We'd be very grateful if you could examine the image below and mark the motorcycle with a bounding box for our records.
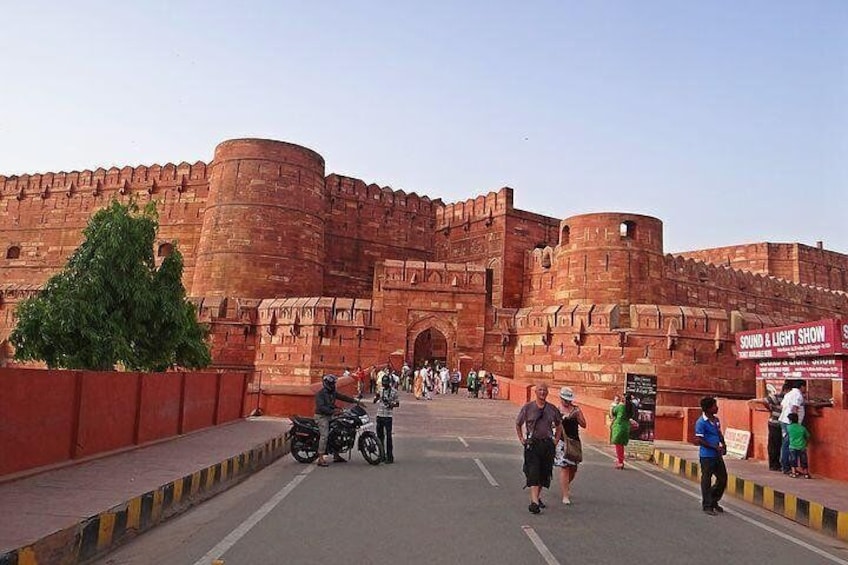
[287,404,384,465]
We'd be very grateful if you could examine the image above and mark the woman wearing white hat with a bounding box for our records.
[554,386,587,505]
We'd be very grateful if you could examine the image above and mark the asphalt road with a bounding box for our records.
[96,392,848,565]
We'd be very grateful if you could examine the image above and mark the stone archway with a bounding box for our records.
[413,328,448,368]
[407,316,456,370]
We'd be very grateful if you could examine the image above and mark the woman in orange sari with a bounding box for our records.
[413,367,424,400]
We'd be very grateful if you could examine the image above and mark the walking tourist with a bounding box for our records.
[609,392,634,469]
[467,368,478,398]
[439,365,450,395]
[515,383,562,514]
[413,367,424,400]
[554,387,586,505]
[694,396,727,515]
[450,367,461,394]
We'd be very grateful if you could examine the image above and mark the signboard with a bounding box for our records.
[735,319,846,360]
[624,374,657,459]
[723,428,751,460]
[755,357,845,380]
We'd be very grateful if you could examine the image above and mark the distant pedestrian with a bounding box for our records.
[609,392,634,469]
[401,362,412,392]
[695,396,727,515]
[450,367,461,394]
[423,367,435,400]
[779,380,806,474]
[369,367,378,395]
[554,387,586,505]
[413,367,424,400]
[787,413,811,479]
[354,365,367,398]
[439,365,450,395]
[516,383,562,514]
[467,369,478,398]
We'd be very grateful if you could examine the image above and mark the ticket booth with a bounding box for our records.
[735,319,847,409]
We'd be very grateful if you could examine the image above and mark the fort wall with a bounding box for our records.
[492,302,751,406]
[0,162,210,289]
[323,174,439,298]
[433,188,515,307]
[676,242,848,292]
[3,136,848,414]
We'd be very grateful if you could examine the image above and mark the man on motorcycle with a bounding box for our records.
[315,374,361,467]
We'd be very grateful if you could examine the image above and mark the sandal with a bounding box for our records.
[788,472,798,478]
[803,474,812,479]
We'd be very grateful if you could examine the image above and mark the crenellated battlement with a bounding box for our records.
[665,253,848,308]
[255,297,375,328]
[377,259,487,292]
[0,283,40,304]
[0,161,210,201]
[325,173,443,214]
[435,187,513,228]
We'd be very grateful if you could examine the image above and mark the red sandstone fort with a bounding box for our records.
[2,138,847,406]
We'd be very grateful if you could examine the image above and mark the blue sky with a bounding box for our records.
[1,1,845,253]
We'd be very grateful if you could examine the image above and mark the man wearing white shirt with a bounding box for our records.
[778,380,806,474]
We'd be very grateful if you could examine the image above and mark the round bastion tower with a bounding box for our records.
[191,139,326,298]
[554,212,666,309]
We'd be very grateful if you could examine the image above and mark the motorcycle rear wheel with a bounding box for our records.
[291,439,319,464]
[358,432,384,465]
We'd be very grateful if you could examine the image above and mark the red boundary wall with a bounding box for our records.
[0,368,249,477]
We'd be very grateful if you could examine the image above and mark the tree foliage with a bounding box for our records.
[11,200,212,371]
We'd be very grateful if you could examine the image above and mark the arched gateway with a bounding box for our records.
[407,317,456,369]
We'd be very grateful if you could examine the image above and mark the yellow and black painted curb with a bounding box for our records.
[652,449,848,542]
[0,434,289,565]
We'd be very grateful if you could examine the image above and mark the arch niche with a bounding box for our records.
[407,317,456,369]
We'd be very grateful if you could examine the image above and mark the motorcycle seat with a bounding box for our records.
[292,416,317,428]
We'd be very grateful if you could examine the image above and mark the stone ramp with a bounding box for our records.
[0,418,288,564]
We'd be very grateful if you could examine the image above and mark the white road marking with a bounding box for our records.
[586,445,848,565]
[522,525,561,565]
[191,465,316,565]
[473,457,499,486]
[457,436,469,447]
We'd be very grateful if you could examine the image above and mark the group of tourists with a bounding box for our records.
[755,379,813,478]
[515,384,587,513]
[514,383,750,518]
[323,368,816,519]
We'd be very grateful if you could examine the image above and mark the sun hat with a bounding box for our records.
[559,386,575,402]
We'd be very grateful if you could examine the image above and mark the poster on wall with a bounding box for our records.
[624,373,657,459]
[735,319,847,360]
[755,357,844,381]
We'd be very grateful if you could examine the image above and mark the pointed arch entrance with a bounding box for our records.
[413,328,448,368]
[407,316,456,370]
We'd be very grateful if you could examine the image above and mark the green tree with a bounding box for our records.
[11,200,212,371]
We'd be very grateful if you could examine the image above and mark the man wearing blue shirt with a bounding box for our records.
[694,396,727,516]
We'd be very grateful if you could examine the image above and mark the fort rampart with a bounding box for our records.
[2,137,847,411]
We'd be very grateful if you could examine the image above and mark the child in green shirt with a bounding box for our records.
[787,413,811,479]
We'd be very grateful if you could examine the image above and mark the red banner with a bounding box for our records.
[755,357,846,380]
[735,319,847,360]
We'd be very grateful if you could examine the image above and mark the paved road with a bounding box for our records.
[97,393,848,565]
